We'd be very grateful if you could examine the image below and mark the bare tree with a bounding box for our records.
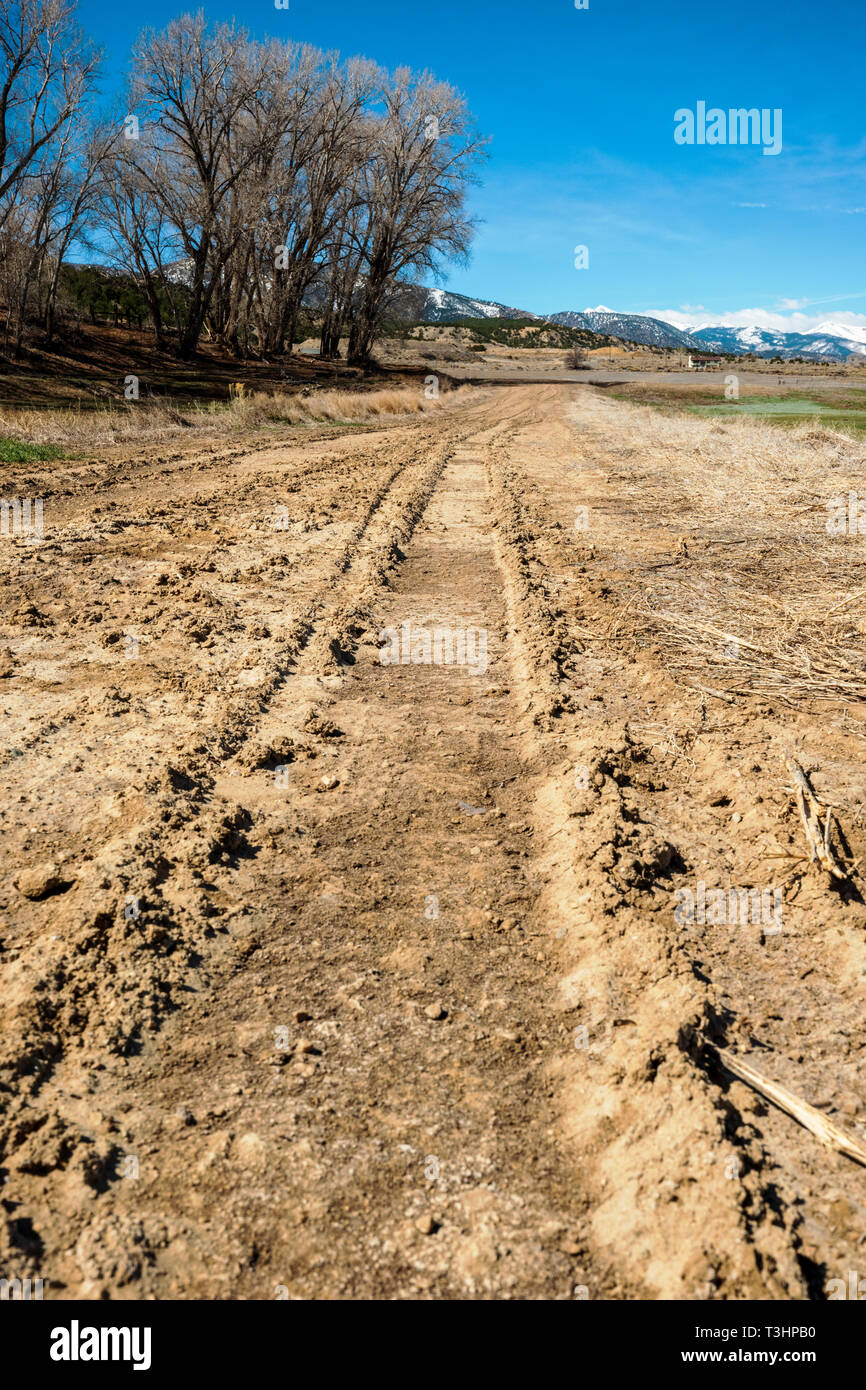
[0,0,99,212]
[346,68,485,364]
[98,134,179,349]
[125,15,275,358]
[0,0,100,352]
[260,54,376,357]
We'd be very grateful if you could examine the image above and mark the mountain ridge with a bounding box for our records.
[409,286,866,360]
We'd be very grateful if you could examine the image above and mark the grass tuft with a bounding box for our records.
[0,436,72,462]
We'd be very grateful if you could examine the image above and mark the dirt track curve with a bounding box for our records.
[3,383,866,1299]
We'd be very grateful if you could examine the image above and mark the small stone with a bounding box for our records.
[424,1002,446,1020]
[295,1039,318,1054]
[175,1106,195,1126]
[15,862,70,900]
[317,775,340,791]
[293,1010,312,1023]
[415,1214,437,1235]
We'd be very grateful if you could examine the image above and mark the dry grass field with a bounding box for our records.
[0,382,468,449]
[2,380,866,1299]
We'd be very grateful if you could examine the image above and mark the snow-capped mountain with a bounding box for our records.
[401,285,538,322]
[811,320,866,346]
[400,293,866,358]
[686,323,866,362]
[546,309,703,351]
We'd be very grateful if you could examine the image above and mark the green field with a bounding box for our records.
[610,387,866,434]
[685,396,866,430]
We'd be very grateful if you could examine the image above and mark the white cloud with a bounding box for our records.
[652,304,866,335]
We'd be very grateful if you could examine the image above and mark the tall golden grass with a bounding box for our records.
[0,383,471,448]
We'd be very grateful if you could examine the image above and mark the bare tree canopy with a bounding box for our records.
[0,0,102,352]
[1,6,486,362]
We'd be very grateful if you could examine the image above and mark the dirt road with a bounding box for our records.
[3,384,866,1299]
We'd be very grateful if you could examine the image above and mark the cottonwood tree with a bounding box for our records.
[0,0,100,351]
[0,0,99,214]
[257,53,377,357]
[97,135,181,350]
[225,39,329,357]
[345,68,485,364]
[124,16,276,358]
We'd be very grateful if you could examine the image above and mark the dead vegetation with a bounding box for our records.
[571,391,866,709]
[0,382,469,449]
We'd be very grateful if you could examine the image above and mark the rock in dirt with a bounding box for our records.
[15,863,72,900]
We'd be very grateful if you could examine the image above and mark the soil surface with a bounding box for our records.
[2,383,866,1300]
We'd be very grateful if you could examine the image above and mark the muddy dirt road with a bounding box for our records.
[3,384,866,1299]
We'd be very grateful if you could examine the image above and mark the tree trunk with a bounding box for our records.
[347,262,389,365]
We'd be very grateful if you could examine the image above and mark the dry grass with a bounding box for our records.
[0,382,470,449]
[570,390,866,709]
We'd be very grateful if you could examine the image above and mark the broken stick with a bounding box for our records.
[714,1046,866,1168]
[784,755,849,881]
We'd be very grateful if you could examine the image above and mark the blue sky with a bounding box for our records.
[77,0,866,331]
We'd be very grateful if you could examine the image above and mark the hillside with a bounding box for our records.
[547,309,703,351]
[408,317,620,351]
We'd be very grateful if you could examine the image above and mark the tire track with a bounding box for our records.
[0,395,517,1288]
[482,397,807,1298]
